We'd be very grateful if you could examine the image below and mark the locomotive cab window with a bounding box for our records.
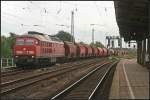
[16,39,24,45]
[25,39,34,45]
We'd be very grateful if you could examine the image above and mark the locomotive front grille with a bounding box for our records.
[15,55,35,63]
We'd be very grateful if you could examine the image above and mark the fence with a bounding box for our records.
[1,58,16,68]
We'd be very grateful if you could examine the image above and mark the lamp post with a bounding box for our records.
[90,24,104,44]
[70,8,77,43]
[90,24,95,44]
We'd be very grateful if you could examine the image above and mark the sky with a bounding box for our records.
[1,1,135,48]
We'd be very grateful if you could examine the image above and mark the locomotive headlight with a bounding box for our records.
[35,41,38,44]
[31,56,34,58]
[15,56,18,58]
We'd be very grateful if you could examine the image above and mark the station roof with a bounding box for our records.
[114,0,149,42]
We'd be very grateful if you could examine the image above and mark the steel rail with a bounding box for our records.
[51,61,110,100]
[1,59,104,96]
[88,61,118,100]
[1,58,100,86]
[1,58,100,77]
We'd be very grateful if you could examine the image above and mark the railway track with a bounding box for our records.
[1,63,71,77]
[1,58,106,96]
[0,60,72,77]
[1,67,26,77]
[50,61,118,100]
[1,58,102,78]
[1,58,103,83]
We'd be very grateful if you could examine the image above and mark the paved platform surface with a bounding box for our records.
[109,59,149,99]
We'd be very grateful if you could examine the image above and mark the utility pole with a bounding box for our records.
[112,39,114,48]
[90,24,103,44]
[120,37,122,49]
[71,11,74,43]
[92,28,94,44]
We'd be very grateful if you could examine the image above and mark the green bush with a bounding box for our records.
[1,33,16,58]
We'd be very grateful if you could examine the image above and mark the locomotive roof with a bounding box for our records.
[17,32,64,44]
[102,48,108,51]
[83,45,93,49]
[109,49,114,51]
[64,41,74,44]
[75,43,85,46]
[97,47,102,49]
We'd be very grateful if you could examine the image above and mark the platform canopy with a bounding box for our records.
[114,0,149,42]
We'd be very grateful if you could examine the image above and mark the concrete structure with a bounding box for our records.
[114,0,149,68]
[109,59,149,99]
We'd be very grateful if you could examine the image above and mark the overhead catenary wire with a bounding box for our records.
[2,12,39,26]
[93,2,106,31]
[22,1,67,32]
[93,1,101,16]
[30,1,70,24]
[2,10,45,25]
[2,7,48,33]
[2,1,75,31]
[62,1,114,8]
[2,14,23,25]
[2,1,118,37]
[2,2,43,24]
[29,1,111,27]
[57,1,62,14]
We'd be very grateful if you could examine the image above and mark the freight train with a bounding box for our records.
[13,31,126,68]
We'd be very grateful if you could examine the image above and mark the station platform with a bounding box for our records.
[109,59,149,99]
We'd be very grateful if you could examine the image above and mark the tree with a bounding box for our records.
[9,32,17,37]
[79,41,87,45]
[1,32,17,58]
[9,32,16,49]
[54,30,74,42]
[90,41,105,48]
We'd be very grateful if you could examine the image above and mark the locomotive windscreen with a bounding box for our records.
[16,39,24,45]
[28,31,44,35]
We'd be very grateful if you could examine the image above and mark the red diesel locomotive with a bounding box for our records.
[13,31,116,68]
